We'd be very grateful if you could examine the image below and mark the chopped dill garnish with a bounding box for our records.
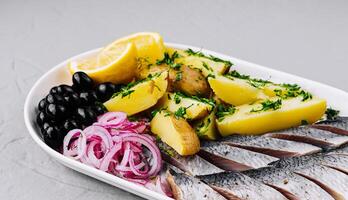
[156,51,181,69]
[173,93,181,104]
[225,70,271,89]
[185,48,233,67]
[202,62,213,72]
[174,92,215,108]
[175,71,183,81]
[325,108,340,120]
[250,99,282,113]
[121,90,134,98]
[174,107,188,119]
[299,90,313,101]
[301,120,309,125]
[215,104,236,121]
[111,73,161,99]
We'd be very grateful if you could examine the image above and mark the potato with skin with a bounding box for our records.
[193,110,219,140]
[169,65,210,97]
[158,92,213,120]
[103,72,168,115]
[151,111,200,156]
[166,48,230,77]
[135,62,168,80]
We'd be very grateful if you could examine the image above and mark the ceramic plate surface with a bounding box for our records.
[24,43,348,200]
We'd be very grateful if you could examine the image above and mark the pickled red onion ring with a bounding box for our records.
[62,112,167,196]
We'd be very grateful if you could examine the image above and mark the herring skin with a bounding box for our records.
[159,142,225,176]
[198,141,278,171]
[266,126,348,149]
[221,135,321,158]
[199,172,288,200]
[166,170,227,200]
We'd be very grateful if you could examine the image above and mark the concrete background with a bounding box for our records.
[1,0,347,199]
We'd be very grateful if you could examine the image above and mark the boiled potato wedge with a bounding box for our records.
[104,72,168,115]
[208,75,268,106]
[166,48,230,76]
[168,64,210,97]
[151,111,200,156]
[135,64,168,80]
[216,96,326,136]
[158,92,213,120]
[193,110,219,140]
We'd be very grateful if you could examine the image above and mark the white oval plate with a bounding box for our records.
[24,43,348,200]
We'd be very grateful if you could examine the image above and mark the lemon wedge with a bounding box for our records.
[101,32,165,64]
[69,42,137,84]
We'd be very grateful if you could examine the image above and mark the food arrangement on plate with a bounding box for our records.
[34,32,348,200]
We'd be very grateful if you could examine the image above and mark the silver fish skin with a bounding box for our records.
[316,153,348,174]
[266,126,348,149]
[295,165,348,200]
[166,170,227,200]
[330,145,348,155]
[244,164,334,200]
[199,172,288,200]
[312,117,348,135]
[158,142,225,176]
[221,135,321,158]
[198,141,278,171]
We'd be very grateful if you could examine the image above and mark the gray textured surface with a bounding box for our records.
[1,0,348,199]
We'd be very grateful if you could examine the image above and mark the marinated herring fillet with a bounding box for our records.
[221,135,321,158]
[199,172,288,200]
[266,126,348,149]
[312,117,348,135]
[244,165,334,200]
[198,142,278,171]
[317,153,348,174]
[166,170,227,200]
[295,165,348,200]
[159,142,224,176]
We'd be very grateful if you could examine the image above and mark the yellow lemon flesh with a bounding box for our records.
[69,43,137,84]
[102,32,165,64]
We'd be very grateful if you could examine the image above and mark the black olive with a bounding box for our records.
[49,86,59,94]
[72,72,94,91]
[46,94,65,105]
[79,91,98,105]
[63,92,80,107]
[42,122,51,131]
[38,98,48,111]
[36,111,47,126]
[93,104,106,116]
[46,104,69,120]
[43,126,64,149]
[75,107,96,125]
[57,84,75,94]
[96,82,116,102]
[62,119,79,131]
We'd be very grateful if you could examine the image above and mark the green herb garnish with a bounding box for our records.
[250,99,282,113]
[156,51,181,69]
[202,62,213,72]
[185,48,233,67]
[173,93,181,104]
[225,70,271,89]
[215,104,236,121]
[174,92,215,108]
[174,107,188,119]
[175,71,183,81]
[325,108,340,120]
[301,120,309,125]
